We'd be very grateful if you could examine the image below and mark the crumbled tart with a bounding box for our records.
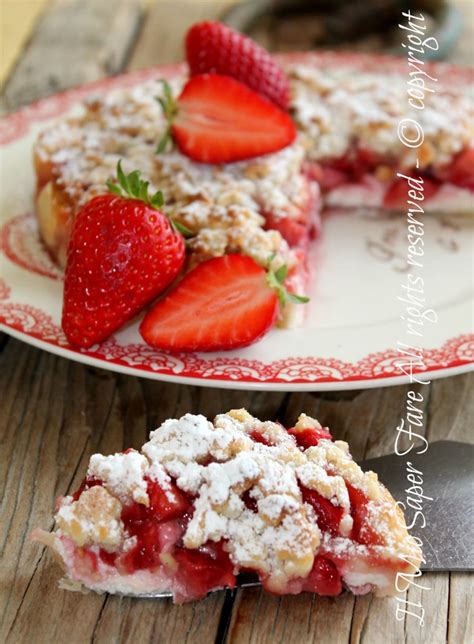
[33,53,473,330]
[32,409,422,603]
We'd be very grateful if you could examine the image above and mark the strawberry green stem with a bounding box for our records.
[155,79,178,153]
[106,160,192,237]
[266,260,310,308]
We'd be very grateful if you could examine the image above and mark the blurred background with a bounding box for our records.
[0,0,472,105]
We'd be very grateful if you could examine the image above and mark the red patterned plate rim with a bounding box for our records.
[1,280,472,390]
[1,324,473,391]
[1,53,473,390]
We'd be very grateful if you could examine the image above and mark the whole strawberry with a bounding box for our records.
[62,162,185,348]
[185,21,291,110]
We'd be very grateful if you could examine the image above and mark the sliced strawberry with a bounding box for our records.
[301,555,342,596]
[288,425,332,449]
[185,21,291,109]
[140,254,302,352]
[170,74,296,164]
[62,163,185,348]
[383,175,439,208]
[300,485,343,536]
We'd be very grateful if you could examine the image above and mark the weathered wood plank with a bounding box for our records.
[2,0,144,110]
[448,573,473,644]
[0,342,230,643]
[127,0,235,69]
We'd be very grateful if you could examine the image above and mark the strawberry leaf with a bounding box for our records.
[155,80,179,154]
[106,180,122,196]
[117,160,128,193]
[287,292,310,304]
[138,180,150,202]
[266,262,309,308]
[151,190,164,208]
[106,160,193,240]
[171,219,193,237]
[274,265,288,284]
[128,170,141,197]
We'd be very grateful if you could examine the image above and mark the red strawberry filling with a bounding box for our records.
[261,555,342,596]
[288,425,332,449]
[264,214,309,248]
[437,147,474,190]
[173,541,236,599]
[118,478,192,572]
[71,476,103,502]
[68,424,387,598]
[306,145,474,209]
[249,430,273,446]
[346,483,384,546]
[301,555,343,596]
[383,175,440,208]
[242,489,259,513]
[300,485,344,536]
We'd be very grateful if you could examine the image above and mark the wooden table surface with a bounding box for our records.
[1,1,473,642]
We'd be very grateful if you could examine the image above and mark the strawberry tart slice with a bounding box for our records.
[32,409,422,603]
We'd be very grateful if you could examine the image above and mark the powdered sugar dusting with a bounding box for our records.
[88,451,149,505]
[51,409,420,595]
[34,78,310,275]
[289,63,473,167]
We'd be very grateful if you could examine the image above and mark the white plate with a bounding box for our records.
[1,60,473,390]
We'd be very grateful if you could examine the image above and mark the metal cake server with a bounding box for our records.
[361,439,474,572]
[118,440,473,598]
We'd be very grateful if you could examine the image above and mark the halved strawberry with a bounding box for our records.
[185,21,291,109]
[140,254,308,352]
[158,74,296,164]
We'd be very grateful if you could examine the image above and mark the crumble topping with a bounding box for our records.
[56,486,123,548]
[34,79,309,272]
[288,63,473,168]
[88,451,149,505]
[53,409,419,592]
